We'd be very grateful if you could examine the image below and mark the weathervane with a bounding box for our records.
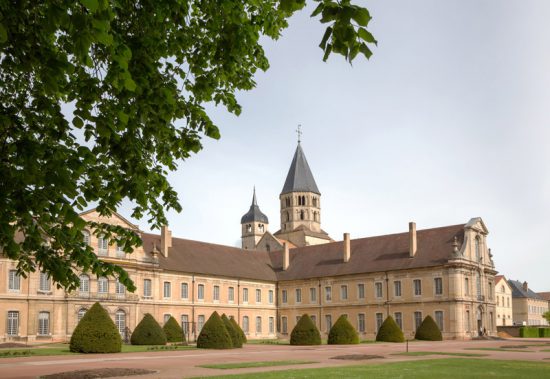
[296,124,302,144]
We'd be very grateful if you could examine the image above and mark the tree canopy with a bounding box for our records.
[0,0,375,291]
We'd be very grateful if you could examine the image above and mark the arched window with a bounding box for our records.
[246,224,252,233]
[259,224,264,233]
[313,211,317,222]
[79,274,90,293]
[300,210,304,220]
[475,237,481,261]
[115,310,126,337]
[285,212,289,222]
[313,197,317,207]
[302,195,306,205]
[98,276,108,294]
[285,197,290,207]
[82,230,91,246]
[38,312,50,335]
[77,308,88,323]
[256,316,262,333]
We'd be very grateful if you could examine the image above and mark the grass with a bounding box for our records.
[198,360,317,369]
[464,347,533,353]
[393,351,487,357]
[245,339,289,345]
[0,343,194,358]
[194,359,550,378]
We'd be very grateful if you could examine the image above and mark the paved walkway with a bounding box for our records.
[0,338,549,378]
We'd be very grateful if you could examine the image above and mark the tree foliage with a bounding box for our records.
[70,302,122,353]
[221,314,242,348]
[163,315,185,343]
[229,316,247,343]
[131,313,167,345]
[328,315,359,344]
[375,316,405,343]
[290,314,321,345]
[0,0,375,290]
[197,311,233,349]
[543,311,550,325]
[414,315,442,341]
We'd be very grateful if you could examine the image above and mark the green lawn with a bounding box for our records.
[0,343,194,358]
[198,360,317,369]
[393,351,487,357]
[464,347,533,353]
[193,359,550,379]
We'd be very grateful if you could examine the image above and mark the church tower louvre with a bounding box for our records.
[240,188,269,250]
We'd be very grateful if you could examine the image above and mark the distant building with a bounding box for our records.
[508,280,549,326]
[494,276,513,326]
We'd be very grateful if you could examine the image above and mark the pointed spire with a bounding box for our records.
[252,186,257,206]
[241,187,269,224]
[281,143,320,195]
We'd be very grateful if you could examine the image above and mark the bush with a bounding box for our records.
[328,315,359,344]
[290,314,321,345]
[415,315,442,341]
[131,314,167,345]
[197,311,233,349]
[539,328,550,338]
[376,316,405,342]
[229,316,247,343]
[221,314,242,348]
[163,316,185,343]
[70,302,122,353]
[519,327,539,338]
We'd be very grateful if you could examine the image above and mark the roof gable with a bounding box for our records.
[80,208,140,231]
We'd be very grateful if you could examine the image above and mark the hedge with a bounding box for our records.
[163,316,185,343]
[290,314,321,345]
[328,315,359,344]
[519,327,539,338]
[221,314,242,348]
[70,302,122,353]
[131,313,167,345]
[376,316,405,342]
[229,316,247,343]
[539,328,550,338]
[197,311,233,349]
[415,315,442,341]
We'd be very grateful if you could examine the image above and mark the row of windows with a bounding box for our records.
[82,231,125,258]
[283,195,319,208]
[78,274,126,295]
[279,311,445,334]
[528,305,549,315]
[281,279,445,304]
[496,296,511,308]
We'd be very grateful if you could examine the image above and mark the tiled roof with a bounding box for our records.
[270,224,465,281]
[537,292,550,301]
[508,280,543,299]
[281,144,320,195]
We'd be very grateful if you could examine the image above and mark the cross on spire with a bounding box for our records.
[296,124,302,144]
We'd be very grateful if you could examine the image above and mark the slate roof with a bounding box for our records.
[240,189,269,224]
[508,280,543,299]
[281,144,320,195]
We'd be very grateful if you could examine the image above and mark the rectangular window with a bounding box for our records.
[98,235,108,256]
[414,279,422,296]
[466,310,471,331]
[213,285,220,301]
[434,278,443,295]
[181,283,189,299]
[282,316,288,334]
[268,289,274,304]
[310,287,317,302]
[358,314,366,332]
[7,311,19,336]
[414,311,423,331]
[269,317,274,334]
[242,288,248,302]
[376,313,383,331]
[358,283,365,299]
[8,270,20,291]
[435,311,444,331]
[163,282,171,298]
[325,315,332,331]
[116,243,125,258]
[143,279,152,297]
[296,288,302,303]
[256,288,261,303]
[282,289,287,303]
[98,277,108,294]
[375,282,383,298]
[228,287,235,302]
[465,278,469,295]
[198,315,205,333]
[340,285,348,300]
[394,281,402,297]
[395,312,403,330]
[37,312,50,335]
[325,286,332,301]
[181,314,189,336]
[164,314,171,324]
[116,280,126,296]
[242,316,249,333]
[198,284,205,300]
[39,272,51,292]
[256,316,262,333]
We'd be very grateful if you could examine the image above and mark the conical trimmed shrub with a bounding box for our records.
[328,315,359,344]
[229,316,247,343]
[221,314,242,348]
[131,313,167,345]
[376,316,405,342]
[70,302,122,353]
[290,314,321,345]
[197,311,233,349]
[163,316,185,343]
[415,315,443,341]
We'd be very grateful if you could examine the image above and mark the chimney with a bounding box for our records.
[523,281,528,292]
[283,242,289,271]
[343,233,351,263]
[409,222,417,258]
[161,225,172,258]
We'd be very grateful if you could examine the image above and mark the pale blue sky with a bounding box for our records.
[117,1,550,290]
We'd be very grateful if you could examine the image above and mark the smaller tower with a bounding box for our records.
[241,188,269,250]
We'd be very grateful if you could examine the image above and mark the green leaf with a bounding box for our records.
[322,44,333,62]
[72,117,84,128]
[358,27,377,45]
[359,43,373,59]
[319,27,333,50]
[310,3,324,17]
[351,8,371,26]
[124,76,136,91]
[0,23,7,43]
[81,0,99,13]
[118,111,129,124]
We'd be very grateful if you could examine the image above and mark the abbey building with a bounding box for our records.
[0,142,498,342]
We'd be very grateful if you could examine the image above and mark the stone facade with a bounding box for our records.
[509,280,549,326]
[495,276,513,326]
